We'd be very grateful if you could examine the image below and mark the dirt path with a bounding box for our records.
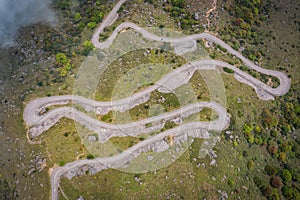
[205,0,218,29]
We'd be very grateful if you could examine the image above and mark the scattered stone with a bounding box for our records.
[194,13,199,20]
[28,168,35,175]
[147,155,153,161]
[88,135,97,142]
[210,159,216,166]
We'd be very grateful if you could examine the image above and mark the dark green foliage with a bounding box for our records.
[282,186,300,199]
[0,178,16,199]
[227,0,262,39]
[59,161,66,166]
[170,0,185,8]
[146,0,201,32]
[223,67,234,74]
[281,169,292,182]
[82,41,95,56]
[56,0,69,10]
[87,154,95,159]
[161,121,176,131]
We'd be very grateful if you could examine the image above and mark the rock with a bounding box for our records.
[88,135,97,142]
[18,76,24,82]
[147,155,153,161]
[210,159,216,166]
[28,168,35,175]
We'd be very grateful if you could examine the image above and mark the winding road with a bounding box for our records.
[22,0,291,199]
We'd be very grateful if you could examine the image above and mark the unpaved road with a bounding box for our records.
[22,0,291,199]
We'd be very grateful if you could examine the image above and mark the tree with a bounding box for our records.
[171,0,185,8]
[270,129,279,138]
[87,22,97,29]
[270,177,282,188]
[55,52,72,77]
[262,185,273,197]
[279,152,286,162]
[262,109,278,128]
[248,134,255,144]
[55,53,67,65]
[282,186,294,199]
[255,125,261,133]
[254,136,263,145]
[83,41,95,51]
[243,123,253,133]
[281,169,292,182]
[74,12,82,22]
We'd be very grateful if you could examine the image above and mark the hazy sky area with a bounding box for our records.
[0,0,55,47]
